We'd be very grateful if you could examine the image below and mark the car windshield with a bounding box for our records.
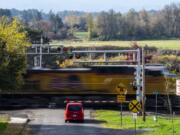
[68,105,82,111]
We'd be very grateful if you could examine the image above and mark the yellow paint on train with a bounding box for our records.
[26,71,175,95]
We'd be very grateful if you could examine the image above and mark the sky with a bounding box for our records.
[0,0,179,12]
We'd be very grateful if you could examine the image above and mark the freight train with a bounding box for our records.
[23,64,176,95]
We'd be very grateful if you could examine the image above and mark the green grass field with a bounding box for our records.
[0,115,9,134]
[51,40,180,50]
[95,110,180,135]
[0,115,28,135]
[74,32,89,40]
[51,31,180,49]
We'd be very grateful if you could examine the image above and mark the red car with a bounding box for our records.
[64,102,84,122]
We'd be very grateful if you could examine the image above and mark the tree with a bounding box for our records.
[138,9,151,38]
[96,11,109,40]
[0,9,11,17]
[87,14,94,40]
[64,15,79,34]
[96,10,118,40]
[125,9,140,39]
[0,17,30,90]
[25,27,49,44]
[78,16,87,31]
[22,9,42,26]
[162,3,180,38]
[49,11,63,34]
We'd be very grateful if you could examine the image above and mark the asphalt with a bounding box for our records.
[0,109,146,135]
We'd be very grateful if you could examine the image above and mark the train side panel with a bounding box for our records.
[24,70,173,95]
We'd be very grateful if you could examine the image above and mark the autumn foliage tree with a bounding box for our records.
[0,17,30,90]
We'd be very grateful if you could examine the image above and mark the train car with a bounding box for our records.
[23,64,176,95]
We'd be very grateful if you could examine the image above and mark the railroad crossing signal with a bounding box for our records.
[129,100,141,113]
[134,66,142,87]
[115,83,127,94]
[117,95,126,103]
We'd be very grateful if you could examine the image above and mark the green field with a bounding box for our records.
[0,115,9,134]
[49,32,180,49]
[95,110,180,135]
[0,115,28,135]
[52,40,180,50]
[74,32,89,40]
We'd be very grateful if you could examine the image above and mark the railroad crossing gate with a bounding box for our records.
[176,80,180,96]
[115,83,127,94]
[129,100,141,113]
[117,95,126,103]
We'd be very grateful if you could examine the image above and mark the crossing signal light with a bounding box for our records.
[63,47,68,52]
[132,81,137,91]
[133,66,143,90]
[131,80,142,91]
[57,47,61,52]
[145,55,152,63]
[127,53,133,60]
[68,53,73,59]
[75,54,81,59]
[57,47,68,52]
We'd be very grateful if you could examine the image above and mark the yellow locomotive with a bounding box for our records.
[24,65,176,95]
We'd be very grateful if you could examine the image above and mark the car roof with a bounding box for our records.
[66,102,82,106]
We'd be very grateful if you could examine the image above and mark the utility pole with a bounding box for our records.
[39,36,43,68]
[136,48,141,102]
[141,47,146,121]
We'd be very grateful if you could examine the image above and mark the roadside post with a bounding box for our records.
[172,112,175,135]
[141,47,146,122]
[153,91,159,122]
[116,83,127,127]
[39,36,43,68]
[117,95,126,126]
[129,100,142,135]
[133,113,137,135]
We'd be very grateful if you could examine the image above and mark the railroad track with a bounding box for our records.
[0,94,179,114]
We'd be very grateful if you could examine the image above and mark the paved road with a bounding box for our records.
[0,109,145,135]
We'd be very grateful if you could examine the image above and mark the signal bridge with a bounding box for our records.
[72,50,138,64]
[26,44,145,104]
